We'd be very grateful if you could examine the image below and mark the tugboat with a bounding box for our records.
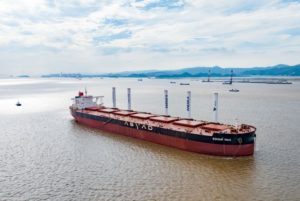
[16,101,22,106]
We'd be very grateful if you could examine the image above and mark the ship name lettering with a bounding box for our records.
[135,123,140,130]
[125,122,153,131]
[213,137,223,141]
[224,138,231,142]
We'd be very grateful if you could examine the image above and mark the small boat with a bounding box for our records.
[229,89,239,92]
[16,101,22,106]
[180,83,190,85]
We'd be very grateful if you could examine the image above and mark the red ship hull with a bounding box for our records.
[73,113,255,157]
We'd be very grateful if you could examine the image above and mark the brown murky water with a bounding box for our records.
[0,78,299,201]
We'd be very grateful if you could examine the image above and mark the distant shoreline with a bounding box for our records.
[2,64,300,79]
[41,64,300,78]
[4,75,300,84]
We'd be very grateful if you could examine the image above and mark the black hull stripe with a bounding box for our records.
[75,111,256,145]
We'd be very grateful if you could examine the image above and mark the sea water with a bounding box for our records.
[0,78,299,201]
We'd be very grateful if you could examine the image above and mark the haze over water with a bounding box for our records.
[0,78,299,201]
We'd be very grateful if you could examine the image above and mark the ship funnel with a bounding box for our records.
[127,88,131,110]
[164,90,168,116]
[187,91,191,118]
[213,92,219,122]
[112,87,116,108]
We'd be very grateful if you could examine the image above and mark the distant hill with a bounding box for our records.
[42,64,300,78]
[240,64,300,76]
[17,75,30,78]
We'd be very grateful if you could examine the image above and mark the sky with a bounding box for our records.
[0,0,300,75]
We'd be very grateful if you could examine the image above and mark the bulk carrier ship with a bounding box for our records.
[70,88,256,157]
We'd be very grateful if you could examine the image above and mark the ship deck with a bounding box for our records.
[77,106,255,136]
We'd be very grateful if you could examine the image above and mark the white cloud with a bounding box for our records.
[0,0,299,75]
